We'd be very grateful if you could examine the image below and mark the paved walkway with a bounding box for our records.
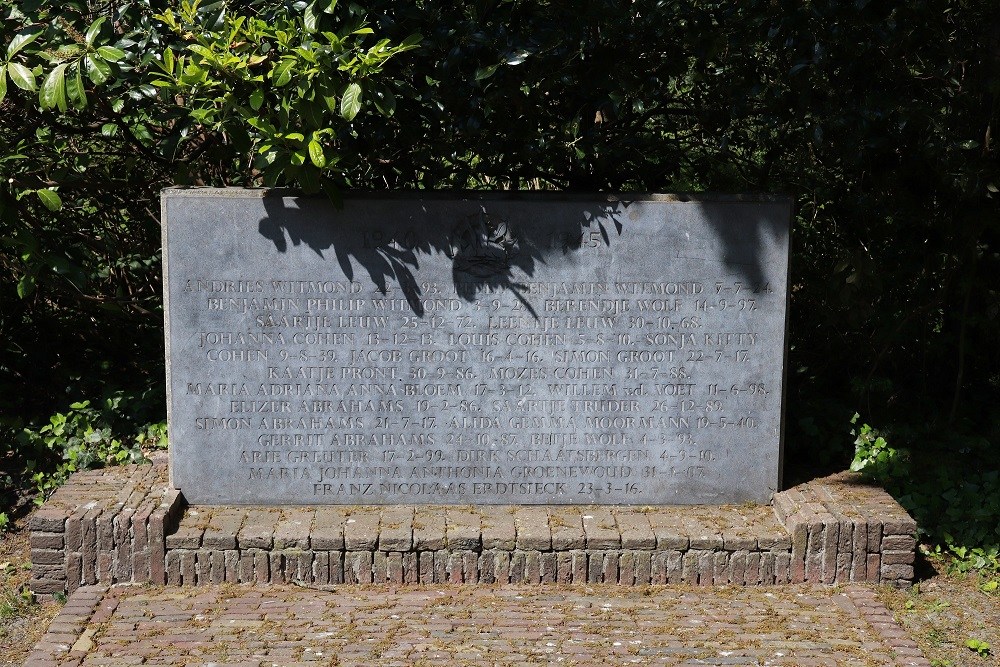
[25,584,928,667]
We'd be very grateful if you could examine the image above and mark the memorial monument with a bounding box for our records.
[29,189,919,593]
[162,190,792,505]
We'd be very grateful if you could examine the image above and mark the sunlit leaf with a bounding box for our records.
[8,62,36,92]
[36,188,62,211]
[340,82,361,120]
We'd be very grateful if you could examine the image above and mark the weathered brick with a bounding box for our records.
[29,509,67,533]
[881,534,916,551]
[760,551,776,585]
[571,550,588,584]
[724,535,757,551]
[202,509,244,549]
[233,508,278,551]
[804,521,824,583]
[480,508,517,550]
[867,520,884,554]
[387,553,403,584]
[634,550,652,585]
[310,508,345,550]
[549,508,585,550]
[237,551,254,583]
[880,563,914,581]
[347,551,373,584]
[81,507,101,585]
[403,552,418,583]
[31,578,67,595]
[882,517,917,536]
[729,551,747,586]
[651,551,668,584]
[697,550,714,586]
[373,550,387,583]
[866,553,881,582]
[584,550,601,583]
[665,550,684,584]
[179,550,196,586]
[495,550,512,584]
[413,508,446,551]
[510,550,526,583]
[614,512,655,550]
[583,509,620,549]
[851,520,868,582]
[619,551,636,585]
[774,552,791,584]
[681,550,700,584]
[329,550,343,585]
[554,551,572,584]
[418,551,434,583]
[165,551,181,585]
[712,551,729,585]
[379,507,413,551]
[462,550,479,584]
[881,550,914,565]
[30,532,65,550]
[445,508,481,550]
[113,509,134,582]
[789,520,807,584]
[540,552,557,583]
[275,508,314,550]
[514,508,551,550]
[745,552,762,586]
[602,551,619,584]
[821,520,839,584]
[32,549,65,566]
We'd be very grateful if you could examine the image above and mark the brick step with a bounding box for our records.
[29,456,917,594]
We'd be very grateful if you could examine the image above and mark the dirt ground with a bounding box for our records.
[0,514,60,667]
[0,507,996,667]
[878,556,1000,667]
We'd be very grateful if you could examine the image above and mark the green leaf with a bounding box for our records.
[475,64,499,81]
[85,56,111,85]
[304,2,320,32]
[96,46,127,63]
[400,33,422,48]
[8,62,36,92]
[85,16,106,46]
[7,29,42,58]
[36,188,62,211]
[16,274,35,299]
[0,66,6,105]
[272,59,294,87]
[163,47,175,73]
[323,0,338,13]
[67,64,87,108]
[249,89,264,111]
[308,139,326,168]
[340,82,361,120]
[40,63,68,112]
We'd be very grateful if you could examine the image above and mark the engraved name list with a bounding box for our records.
[162,192,791,505]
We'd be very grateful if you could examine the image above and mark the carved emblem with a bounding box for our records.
[446,209,520,277]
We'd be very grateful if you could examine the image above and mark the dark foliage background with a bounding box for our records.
[1,0,997,560]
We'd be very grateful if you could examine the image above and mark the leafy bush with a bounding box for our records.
[852,419,1000,572]
[0,1,998,515]
[15,392,167,502]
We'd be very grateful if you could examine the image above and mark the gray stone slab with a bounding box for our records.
[163,189,791,504]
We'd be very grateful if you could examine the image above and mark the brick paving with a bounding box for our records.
[24,583,929,667]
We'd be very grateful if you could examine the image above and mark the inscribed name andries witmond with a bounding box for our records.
[161,190,791,505]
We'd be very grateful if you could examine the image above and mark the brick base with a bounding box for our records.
[30,462,917,592]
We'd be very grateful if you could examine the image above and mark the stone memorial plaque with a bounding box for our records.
[162,189,791,505]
